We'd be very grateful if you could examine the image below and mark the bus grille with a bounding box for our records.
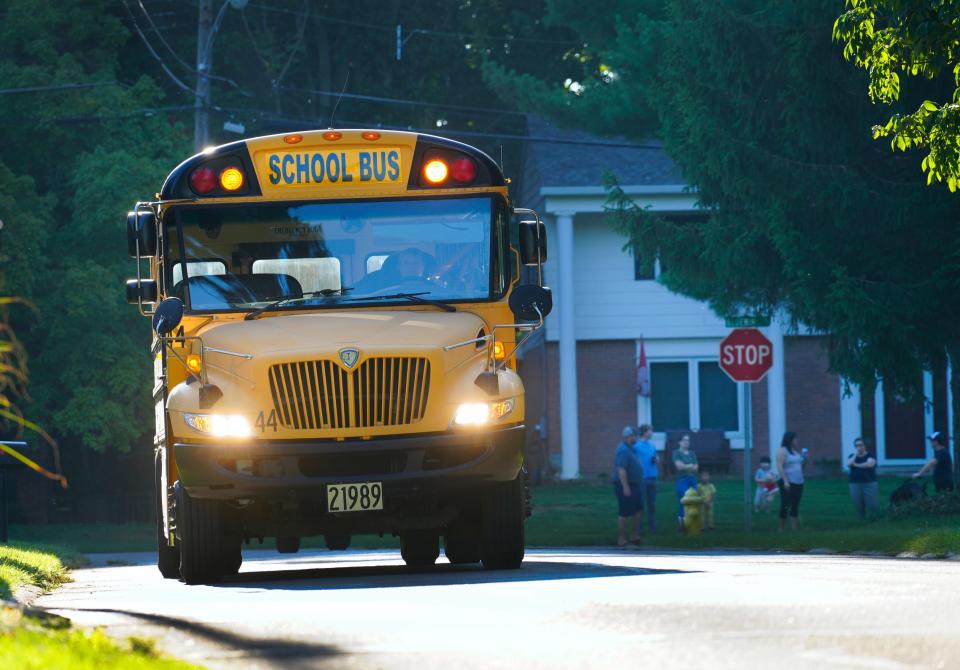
[268,357,431,430]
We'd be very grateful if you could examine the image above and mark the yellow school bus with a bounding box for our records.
[125,129,550,584]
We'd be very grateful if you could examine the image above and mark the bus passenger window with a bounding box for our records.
[252,257,341,294]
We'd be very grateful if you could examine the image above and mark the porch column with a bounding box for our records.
[839,380,861,469]
[556,211,580,479]
[766,319,786,463]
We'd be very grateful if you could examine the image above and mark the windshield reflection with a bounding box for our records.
[166,197,496,311]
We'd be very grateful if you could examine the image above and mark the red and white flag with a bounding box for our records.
[636,336,650,397]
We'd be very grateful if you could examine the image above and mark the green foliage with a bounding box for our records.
[834,0,960,188]
[498,0,960,394]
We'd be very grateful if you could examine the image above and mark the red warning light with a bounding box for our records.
[189,167,217,194]
[450,157,477,184]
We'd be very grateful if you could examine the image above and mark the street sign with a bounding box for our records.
[720,328,773,383]
[724,314,771,328]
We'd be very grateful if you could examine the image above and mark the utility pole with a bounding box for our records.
[194,0,213,151]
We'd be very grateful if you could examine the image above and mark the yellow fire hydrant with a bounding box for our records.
[681,486,704,535]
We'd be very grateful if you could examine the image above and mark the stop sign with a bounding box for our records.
[720,329,773,382]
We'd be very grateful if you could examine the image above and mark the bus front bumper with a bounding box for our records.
[173,424,525,501]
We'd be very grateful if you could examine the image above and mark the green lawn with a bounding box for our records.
[10,476,960,556]
[0,543,199,670]
[526,476,960,555]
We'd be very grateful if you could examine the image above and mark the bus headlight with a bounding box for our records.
[183,413,252,438]
[453,398,515,426]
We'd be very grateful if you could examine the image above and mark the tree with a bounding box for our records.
[834,0,960,189]
[484,1,960,443]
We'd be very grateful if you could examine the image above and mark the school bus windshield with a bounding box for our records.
[165,195,510,312]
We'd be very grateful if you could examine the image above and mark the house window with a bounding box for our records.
[698,362,739,431]
[650,362,690,430]
[649,360,739,433]
[634,250,655,280]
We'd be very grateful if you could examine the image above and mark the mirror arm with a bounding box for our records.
[488,304,545,373]
[513,207,544,286]
[160,334,207,385]
[134,201,156,318]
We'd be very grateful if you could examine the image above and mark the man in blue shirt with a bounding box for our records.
[612,426,642,546]
[634,424,659,532]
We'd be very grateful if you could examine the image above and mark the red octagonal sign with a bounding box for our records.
[720,328,773,383]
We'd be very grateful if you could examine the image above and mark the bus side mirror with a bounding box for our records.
[127,210,158,258]
[126,279,158,305]
[152,297,184,335]
[519,220,547,265]
[509,284,552,321]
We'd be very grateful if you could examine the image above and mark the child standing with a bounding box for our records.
[699,471,717,530]
[753,456,779,511]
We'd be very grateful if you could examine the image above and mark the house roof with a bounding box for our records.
[519,116,684,209]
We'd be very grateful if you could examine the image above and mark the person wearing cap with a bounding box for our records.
[612,426,643,546]
[913,432,954,492]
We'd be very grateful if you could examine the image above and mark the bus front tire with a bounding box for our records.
[174,481,227,585]
[400,529,439,567]
[480,476,525,570]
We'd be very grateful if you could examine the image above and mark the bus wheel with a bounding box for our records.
[276,536,301,554]
[324,532,351,551]
[221,538,243,576]
[154,452,180,579]
[480,476,525,570]
[443,520,481,564]
[174,482,227,585]
[400,529,439,567]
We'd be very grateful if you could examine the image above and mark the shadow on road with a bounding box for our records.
[216,559,696,591]
[51,606,343,667]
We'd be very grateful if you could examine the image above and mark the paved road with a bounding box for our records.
[38,548,960,669]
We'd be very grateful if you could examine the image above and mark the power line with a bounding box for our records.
[121,0,193,94]
[50,102,659,149]
[276,84,525,118]
[243,2,579,47]
[0,82,124,95]
[134,0,248,93]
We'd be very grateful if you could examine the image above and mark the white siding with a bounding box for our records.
[543,213,727,342]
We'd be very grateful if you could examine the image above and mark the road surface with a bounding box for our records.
[38,548,959,669]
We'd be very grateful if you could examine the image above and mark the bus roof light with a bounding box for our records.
[362,131,381,141]
[283,134,303,144]
[322,131,342,141]
[219,167,244,191]
[423,159,448,184]
[450,157,477,184]
[189,167,217,194]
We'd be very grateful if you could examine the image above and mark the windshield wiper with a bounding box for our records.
[244,288,353,320]
[346,291,457,313]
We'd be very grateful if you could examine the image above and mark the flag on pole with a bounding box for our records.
[637,336,650,397]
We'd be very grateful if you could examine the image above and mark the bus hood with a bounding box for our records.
[196,309,487,357]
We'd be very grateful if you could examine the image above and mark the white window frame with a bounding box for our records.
[638,355,746,451]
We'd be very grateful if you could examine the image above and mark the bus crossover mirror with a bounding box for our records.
[509,285,553,322]
[126,279,158,305]
[152,297,184,335]
[519,220,547,266]
[127,210,158,258]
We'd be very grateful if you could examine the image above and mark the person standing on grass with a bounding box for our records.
[848,437,878,519]
[612,426,643,546]
[634,424,659,533]
[913,432,954,493]
[776,431,806,531]
[673,434,698,529]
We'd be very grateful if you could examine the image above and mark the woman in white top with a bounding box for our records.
[775,431,806,531]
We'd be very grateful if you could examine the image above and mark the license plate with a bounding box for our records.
[327,482,384,513]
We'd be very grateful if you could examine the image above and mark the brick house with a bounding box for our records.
[518,117,951,479]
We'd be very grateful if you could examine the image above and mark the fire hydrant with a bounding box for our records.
[681,486,704,535]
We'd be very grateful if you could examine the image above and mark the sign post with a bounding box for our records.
[720,328,774,532]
